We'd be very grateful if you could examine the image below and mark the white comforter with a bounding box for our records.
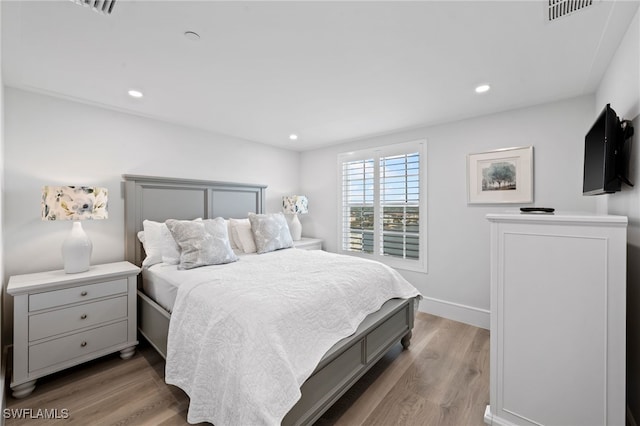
[165,248,421,425]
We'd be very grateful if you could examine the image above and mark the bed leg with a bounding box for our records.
[401,331,412,350]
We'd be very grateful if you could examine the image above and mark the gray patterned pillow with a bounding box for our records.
[248,212,293,254]
[166,218,238,270]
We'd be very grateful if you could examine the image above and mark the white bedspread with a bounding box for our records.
[165,248,421,425]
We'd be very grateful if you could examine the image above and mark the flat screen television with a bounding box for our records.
[583,103,633,195]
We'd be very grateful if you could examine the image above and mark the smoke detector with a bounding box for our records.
[548,0,595,21]
[69,0,117,15]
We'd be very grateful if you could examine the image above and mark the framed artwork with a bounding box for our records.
[467,146,533,204]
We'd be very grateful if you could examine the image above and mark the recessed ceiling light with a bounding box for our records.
[128,89,143,98]
[184,31,200,41]
[289,134,298,141]
[475,84,491,94]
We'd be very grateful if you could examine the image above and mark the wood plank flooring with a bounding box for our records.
[5,313,489,425]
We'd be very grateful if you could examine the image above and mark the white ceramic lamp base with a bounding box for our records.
[62,221,92,274]
[289,214,302,241]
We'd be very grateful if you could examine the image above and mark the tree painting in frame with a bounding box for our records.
[467,146,533,204]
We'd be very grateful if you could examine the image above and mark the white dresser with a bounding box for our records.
[8,261,140,398]
[485,212,627,426]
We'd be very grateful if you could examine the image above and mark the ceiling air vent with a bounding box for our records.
[548,0,594,21]
[69,0,117,15]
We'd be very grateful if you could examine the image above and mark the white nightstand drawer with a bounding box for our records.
[29,320,128,372]
[29,296,128,341]
[29,278,127,311]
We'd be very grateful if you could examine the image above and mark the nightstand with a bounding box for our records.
[8,261,140,398]
[293,237,323,250]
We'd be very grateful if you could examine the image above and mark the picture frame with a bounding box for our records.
[467,146,533,204]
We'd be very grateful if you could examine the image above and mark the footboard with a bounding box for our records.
[282,297,415,426]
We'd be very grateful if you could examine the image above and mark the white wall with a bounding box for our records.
[3,87,300,332]
[300,95,597,328]
[4,88,301,279]
[596,7,640,423]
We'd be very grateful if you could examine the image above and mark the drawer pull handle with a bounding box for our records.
[80,341,87,347]
[80,314,87,320]
[80,291,88,296]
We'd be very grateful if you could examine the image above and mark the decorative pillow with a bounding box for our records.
[248,212,293,254]
[166,218,238,270]
[141,218,201,267]
[229,218,257,254]
[160,223,183,265]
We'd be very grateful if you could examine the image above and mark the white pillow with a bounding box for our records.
[225,219,238,250]
[229,218,257,254]
[141,220,171,267]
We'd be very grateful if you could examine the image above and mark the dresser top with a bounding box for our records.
[7,261,140,295]
[486,211,628,226]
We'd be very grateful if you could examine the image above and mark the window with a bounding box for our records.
[338,140,426,272]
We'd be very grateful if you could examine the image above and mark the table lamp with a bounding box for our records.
[42,186,108,273]
[282,195,308,241]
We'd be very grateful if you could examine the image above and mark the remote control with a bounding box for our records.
[520,207,555,213]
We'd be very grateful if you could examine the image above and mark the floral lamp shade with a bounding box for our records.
[282,195,308,241]
[42,186,108,274]
[282,195,308,215]
[42,186,108,221]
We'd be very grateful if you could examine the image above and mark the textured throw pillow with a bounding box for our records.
[166,218,238,270]
[140,218,202,267]
[248,212,293,254]
[230,218,257,254]
[160,222,182,265]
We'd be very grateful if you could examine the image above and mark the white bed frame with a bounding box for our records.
[123,175,416,425]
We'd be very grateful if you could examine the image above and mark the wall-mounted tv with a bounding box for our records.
[583,103,634,195]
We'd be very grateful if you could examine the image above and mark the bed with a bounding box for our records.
[123,174,420,425]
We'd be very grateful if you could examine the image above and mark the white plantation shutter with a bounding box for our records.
[379,152,420,260]
[341,158,375,254]
[338,140,426,272]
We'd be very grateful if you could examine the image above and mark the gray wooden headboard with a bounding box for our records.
[123,175,266,267]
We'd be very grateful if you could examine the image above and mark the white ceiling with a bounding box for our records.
[2,0,638,151]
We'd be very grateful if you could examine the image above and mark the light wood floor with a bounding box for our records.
[6,313,489,425]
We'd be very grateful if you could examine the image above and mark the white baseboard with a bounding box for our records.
[628,404,638,426]
[484,405,521,426]
[419,296,490,329]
